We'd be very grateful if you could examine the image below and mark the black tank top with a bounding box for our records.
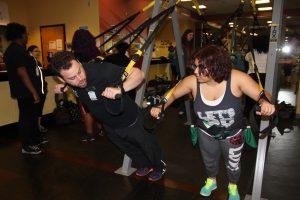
[193,74,243,135]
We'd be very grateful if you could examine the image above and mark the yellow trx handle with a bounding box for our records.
[121,49,143,81]
[249,53,264,92]
[142,1,155,12]
[163,80,181,102]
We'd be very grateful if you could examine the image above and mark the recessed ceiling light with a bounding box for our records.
[258,7,272,11]
[256,0,270,4]
[267,21,272,23]
[286,16,292,19]
[228,22,234,25]
[192,5,207,9]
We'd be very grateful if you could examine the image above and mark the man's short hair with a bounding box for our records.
[49,51,76,76]
[5,23,27,41]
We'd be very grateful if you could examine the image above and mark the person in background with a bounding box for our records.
[231,43,247,73]
[244,35,269,118]
[151,45,275,200]
[4,22,47,155]
[27,45,48,133]
[104,42,136,99]
[0,37,6,70]
[72,29,104,142]
[181,29,194,73]
[168,45,178,85]
[177,29,194,116]
[280,55,296,87]
[104,42,130,67]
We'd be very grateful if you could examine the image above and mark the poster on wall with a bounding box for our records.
[0,1,10,25]
[49,41,57,50]
[56,39,63,50]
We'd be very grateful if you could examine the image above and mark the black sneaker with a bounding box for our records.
[22,145,43,155]
[80,135,96,142]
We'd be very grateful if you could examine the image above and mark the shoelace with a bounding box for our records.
[29,146,39,150]
[229,184,237,195]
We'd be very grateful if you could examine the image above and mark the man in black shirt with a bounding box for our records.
[51,51,166,181]
[4,23,47,155]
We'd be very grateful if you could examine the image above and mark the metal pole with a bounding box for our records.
[245,0,284,199]
[170,0,193,125]
[115,0,162,176]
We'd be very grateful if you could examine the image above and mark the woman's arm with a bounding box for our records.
[234,70,275,116]
[151,75,196,118]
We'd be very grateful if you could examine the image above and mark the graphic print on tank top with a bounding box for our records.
[197,108,236,128]
[193,74,243,131]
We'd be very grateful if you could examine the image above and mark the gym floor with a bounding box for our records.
[0,78,299,200]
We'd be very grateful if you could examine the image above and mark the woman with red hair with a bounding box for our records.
[151,45,275,200]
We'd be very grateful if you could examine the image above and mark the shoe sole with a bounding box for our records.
[148,168,166,182]
[200,186,217,196]
[21,149,42,155]
[37,140,49,146]
[135,168,153,177]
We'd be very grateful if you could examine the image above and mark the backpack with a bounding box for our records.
[53,93,81,125]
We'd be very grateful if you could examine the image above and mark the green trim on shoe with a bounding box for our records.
[228,184,240,200]
[200,178,217,196]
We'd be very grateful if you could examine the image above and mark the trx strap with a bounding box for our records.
[210,0,245,45]
[106,5,176,53]
[95,1,155,44]
[250,92,279,139]
[104,5,175,116]
[143,80,181,132]
[247,0,278,139]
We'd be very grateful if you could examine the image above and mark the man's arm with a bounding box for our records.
[101,67,144,99]
[17,67,40,103]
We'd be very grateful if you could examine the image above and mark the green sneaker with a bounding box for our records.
[200,178,217,196]
[228,184,240,200]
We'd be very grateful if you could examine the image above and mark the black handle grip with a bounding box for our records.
[115,93,121,99]
[60,84,68,93]
[255,104,261,112]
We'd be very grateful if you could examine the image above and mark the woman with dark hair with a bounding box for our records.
[178,29,194,115]
[151,45,275,200]
[181,29,194,71]
[27,45,48,133]
[71,29,99,62]
[71,29,103,142]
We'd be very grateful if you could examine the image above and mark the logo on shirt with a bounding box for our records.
[88,91,98,101]
[197,108,235,128]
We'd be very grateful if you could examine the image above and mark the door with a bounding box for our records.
[40,24,66,67]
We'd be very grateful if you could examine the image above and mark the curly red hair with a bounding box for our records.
[192,45,232,83]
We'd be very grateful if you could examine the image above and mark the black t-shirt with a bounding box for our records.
[4,42,42,99]
[72,62,138,128]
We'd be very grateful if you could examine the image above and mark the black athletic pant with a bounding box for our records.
[104,110,164,172]
[17,98,41,147]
